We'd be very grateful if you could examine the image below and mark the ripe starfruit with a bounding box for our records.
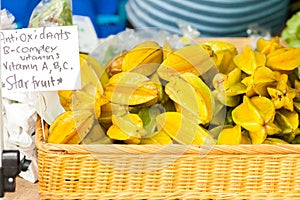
[157,45,215,81]
[217,125,242,145]
[232,96,281,144]
[70,84,109,118]
[165,73,214,125]
[58,53,105,111]
[275,109,299,142]
[266,47,300,71]
[107,113,147,144]
[48,110,95,144]
[105,50,127,77]
[80,53,103,90]
[204,41,238,74]
[80,53,109,86]
[140,130,173,144]
[213,68,246,96]
[104,72,159,106]
[263,137,289,144]
[256,37,283,55]
[82,123,112,144]
[267,74,296,111]
[242,66,278,97]
[98,102,127,129]
[213,68,246,106]
[156,112,215,145]
[58,90,74,111]
[162,40,174,60]
[234,45,266,75]
[122,41,163,76]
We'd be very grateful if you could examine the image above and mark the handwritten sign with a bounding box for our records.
[0,26,81,91]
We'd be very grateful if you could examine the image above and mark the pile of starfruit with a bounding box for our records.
[48,37,300,145]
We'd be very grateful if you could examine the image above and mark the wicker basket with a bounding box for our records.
[35,115,300,200]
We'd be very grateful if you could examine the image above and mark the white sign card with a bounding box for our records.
[0,26,81,92]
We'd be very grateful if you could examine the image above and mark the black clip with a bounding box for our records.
[0,150,31,197]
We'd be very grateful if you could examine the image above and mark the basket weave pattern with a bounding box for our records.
[36,117,300,199]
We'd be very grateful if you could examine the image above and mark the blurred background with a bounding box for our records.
[1,0,300,38]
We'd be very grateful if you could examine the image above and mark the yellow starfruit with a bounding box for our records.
[266,47,300,71]
[233,45,266,75]
[104,72,159,106]
[204,41,238,74]
[267,74,296,111]
[107,113,147,144]
[122,41,163,76]
[256,37,283,55]
[232,96,281,144]
[165,73,214,125]
[157,45,216,81]
[156,112,215,145]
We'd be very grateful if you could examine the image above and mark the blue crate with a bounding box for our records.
[95,0,128,38]
[92,0,119,14]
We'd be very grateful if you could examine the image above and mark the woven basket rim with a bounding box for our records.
[35,116,300,155]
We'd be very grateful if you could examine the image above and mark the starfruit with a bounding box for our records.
[263,137,289,144]
[294,101,300,113]
[181,72,215,123]
[98,102,127,129]
[104,72,159,106]
[165,73,214,125]
[105,50,127,77]
[157,45,215,81]
[138,104,165,135]
[58,90,74,111]
[217,125,242,145]
[122,41,163,76]
[266,47,300,71]
[204,41,238,74]
[79,53,103,90]
[80,53,109,86]
[48,110,94,144]
[150,72,168,103]
[107,113,147,144]
[275,109,299,142]
[212,90,241,107]
[212,68,246,107]
[232,96,281,144]
[82,123,112,144]
[162,40,174,60]
[70,84,109,118]
[58,53,104,111]
[242,66,278,97]
[199,44,218,65]
[256,37,283,55]
[209,99,227,125]
[267,74,296,111]
[156,112,215,145]
[140,130,173,144]
[234,45,266,75]
[213,68,246,96]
